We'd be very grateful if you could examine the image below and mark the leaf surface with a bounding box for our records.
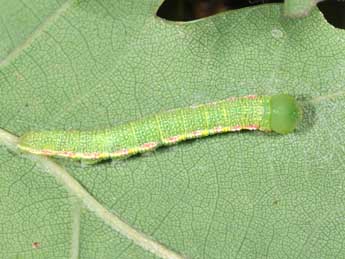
[1,1,345,259]
[283,0,319,18]
[0,0,69,60]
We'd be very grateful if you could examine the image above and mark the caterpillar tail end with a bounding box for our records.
[17,131,43,154]
[270,94,302,134]
[18,131,34,146]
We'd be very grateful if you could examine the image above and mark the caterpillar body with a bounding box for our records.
[18,94,301,164]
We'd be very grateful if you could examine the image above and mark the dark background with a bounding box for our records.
[157,0,345,29]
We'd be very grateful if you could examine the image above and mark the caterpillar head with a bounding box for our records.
[270,94,302,134]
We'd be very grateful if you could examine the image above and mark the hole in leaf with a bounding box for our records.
[318,0,345,29]
[157,0,282,21]
[157,0,345,27]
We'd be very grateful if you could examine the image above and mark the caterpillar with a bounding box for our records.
[18,94,301,164]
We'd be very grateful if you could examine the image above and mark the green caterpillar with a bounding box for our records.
[18,94,301,164]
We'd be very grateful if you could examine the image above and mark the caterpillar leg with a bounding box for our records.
[80,158,104,166]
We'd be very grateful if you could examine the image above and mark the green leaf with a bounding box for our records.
[1,1,345,259]
[284,0,321,18]
[0,0,69,60]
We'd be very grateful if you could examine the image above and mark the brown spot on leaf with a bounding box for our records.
[32,242,41,249]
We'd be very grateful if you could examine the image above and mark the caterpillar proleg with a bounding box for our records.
[18,94,301,164]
